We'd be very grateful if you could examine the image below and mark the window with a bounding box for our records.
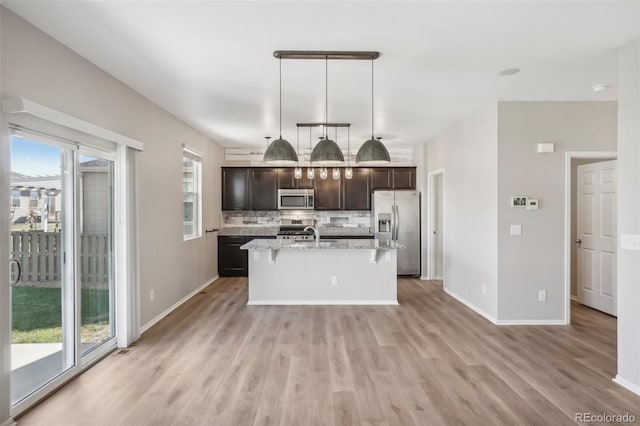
[12,190,20,207]
[29,191,39,208]
[183,146,202,240]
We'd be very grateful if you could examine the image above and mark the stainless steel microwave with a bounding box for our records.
[277,189,315,210]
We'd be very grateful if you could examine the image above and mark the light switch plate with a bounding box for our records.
[621,234,640,251]
[510,225,522,236]
[538,290,547,302]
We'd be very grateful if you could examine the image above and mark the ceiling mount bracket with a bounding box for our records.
[296,122,351,128]
[273,50,380,60]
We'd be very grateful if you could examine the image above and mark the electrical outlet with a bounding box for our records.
[482,285,487,295]
[510,225,522,236]
[538,290,546,302]
[253,251,260,260]
[331,276,338,286]
[150,290,155,302]
[385,252,391,261]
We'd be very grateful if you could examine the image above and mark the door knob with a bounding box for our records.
[575,239,582,245]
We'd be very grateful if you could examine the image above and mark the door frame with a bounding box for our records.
[563,151,617,324]
[427,169,444,280]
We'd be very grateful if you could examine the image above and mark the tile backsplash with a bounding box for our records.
[222,210,371,229]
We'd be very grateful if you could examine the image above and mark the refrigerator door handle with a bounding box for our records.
[394,204,400,241]
[391,204,396,240]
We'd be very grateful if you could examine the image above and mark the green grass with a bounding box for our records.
[11,287,110,343]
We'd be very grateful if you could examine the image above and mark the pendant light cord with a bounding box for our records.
[296,126,300,165]
[371,58,374,139]
[309,127,312,164]
[347,127,350,166]
[325,56,328,138]
[279,58,283,138]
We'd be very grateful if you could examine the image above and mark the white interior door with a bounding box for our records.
[576,160,617,316]
[434,174,444,279]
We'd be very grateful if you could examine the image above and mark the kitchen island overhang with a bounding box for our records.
[241,239,405,305]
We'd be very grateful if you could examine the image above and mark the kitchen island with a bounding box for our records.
[240,239,404,305]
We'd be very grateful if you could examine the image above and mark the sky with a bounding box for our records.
[11,136,100,177]
[11,136,61,177]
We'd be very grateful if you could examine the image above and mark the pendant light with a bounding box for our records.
[310,57,345,165]
[356,58,390,164]
[264,58,298,164]
[332,128,340,179]
[294,127,302,179]
[306,127,315,179]
[344,126,353,179]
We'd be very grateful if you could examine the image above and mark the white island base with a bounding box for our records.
[241,239,402,305]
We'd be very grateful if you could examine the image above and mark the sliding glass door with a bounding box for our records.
[9,134,115,408]
[78,153,114,355]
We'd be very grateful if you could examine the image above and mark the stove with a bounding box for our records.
[276,219,316,240]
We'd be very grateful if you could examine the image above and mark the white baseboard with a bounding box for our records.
[442,287,497,324]
[614,375,640,396]
[140,275,219,334]
[247,300,399,306]
[496,319,567,325]
[570,295,578,302]
[419,276,429,281]
[1,418,16,426]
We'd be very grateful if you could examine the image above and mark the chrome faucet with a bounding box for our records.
[304,226,320,246]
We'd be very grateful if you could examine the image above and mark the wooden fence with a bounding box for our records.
[10,231,109,286]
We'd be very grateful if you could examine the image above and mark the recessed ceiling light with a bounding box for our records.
[592,84,612,92]
[498,67,520,76]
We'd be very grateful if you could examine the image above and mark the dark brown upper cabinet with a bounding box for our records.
[314,173,342,210]
[223,166,416,211]
[343,168,371,210]
[250,168,278,210]
[277,168,314,189]
[295,169,315,189]
[277,168,296,189]
[392,168,416,190]
[371,168,393,190]
[222,168,250,210]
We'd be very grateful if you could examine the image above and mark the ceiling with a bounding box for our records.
[4,1,639,149]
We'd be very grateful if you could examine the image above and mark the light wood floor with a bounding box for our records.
[17,278,640,425]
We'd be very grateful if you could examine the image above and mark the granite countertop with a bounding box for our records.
[240,239,405,250]
[218,226,279,236]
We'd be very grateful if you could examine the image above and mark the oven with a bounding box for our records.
[277,189,315,210]
[277,219,316,240]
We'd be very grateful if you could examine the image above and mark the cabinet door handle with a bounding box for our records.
[10,259,21,286]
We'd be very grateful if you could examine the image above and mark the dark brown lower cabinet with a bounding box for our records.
[218,236,275,277]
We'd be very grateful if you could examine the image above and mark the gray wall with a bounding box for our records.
[616,38,640,393]
[427,103,499,320]
[497,102,617,321]
[0,8,223,329]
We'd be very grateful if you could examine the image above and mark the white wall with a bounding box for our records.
[497,102,617,321]
[0,8,222,330]
[427,103,498,320]
[616,38,640,394]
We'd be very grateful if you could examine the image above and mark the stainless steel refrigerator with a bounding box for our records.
[373,190,421,276]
